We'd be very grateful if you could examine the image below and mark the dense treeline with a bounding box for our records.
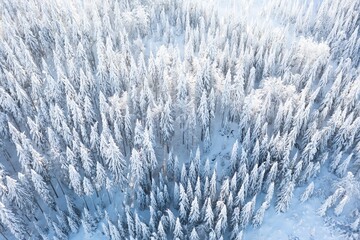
[0,0,359,239]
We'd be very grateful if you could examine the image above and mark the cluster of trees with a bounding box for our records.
[0,0,359,239]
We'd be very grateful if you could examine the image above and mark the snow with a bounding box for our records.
[70,227,106,240]
[0,0,359,239]
[245,188,342,240]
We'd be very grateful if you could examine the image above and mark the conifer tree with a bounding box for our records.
[204,197,214,228]
[190,227,200,240]
[276,180,295,213]
[5,175,34,214]
[300,182,315,203]
[82,207,97,234]
[189,197,200,225]
[210,168,217,200]
[198,90,210,141]
[157,221,166,240]
[105,136,127,187]
[0,202,28,240]
[252,201,267,227]
[173,218,183,239]
[230,140,239,174]
[240,195,256,228]
[68,164,83,196]
[160,98,174,152]
[30,169,55,208]
[129,148,143,189]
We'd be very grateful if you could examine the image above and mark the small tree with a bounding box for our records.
[190,228,200,240]
[240,195,256,228]
[252,202,267,227]
[82,207,97,234]
[189,197,200,225]
[300,182,315,203]
[276,180,295,213]
[31,169,55,208]
[173,218,183,239]
[0,202,28,239]
[68,164,83,196]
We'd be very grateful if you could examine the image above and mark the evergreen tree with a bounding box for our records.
[157,221,166,240]
[65,195,80,231]
[230,140,239,174]
[173,218,183,239]
[68,164,83,196]
[220,178,230,201]
[109,220,121,240]
[80,144,94,177]
[240,195,256,228]
[194,177,202,203]
[94,161,106,192]
[335,153,353,177]
[180,164,187,185]
[129,148,143,189]
[198,90,210,140]
[252,202,267,227]
[105,136,127,187]
[83,177,95,197]
[189,197,200,225]
[30,169,55,208]
[190,227,200,240]
[160,98,174,151]
[143,128,158,177]
[204,197,214,228]
[300,182,315,203]
[0,202,28,239]
[215,201,227,237]
[249,164,259,196]
[166,150,175,180]
[82,207,97,234]
[276,180,295,213]
[5,176,34,214]
[210,168,217,200]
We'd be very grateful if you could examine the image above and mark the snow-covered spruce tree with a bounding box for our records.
[215,201,227,237]
[5,175,34,216]
[129,148,143,189]
[173,218,183,239]
[276,177,295,213]
[160,98,175,152]
[0,202,28,239]
[104,135,127,188]
[189,196,200,225]
[30,169,55,209]
[230,140,239,174]
[204,197,214,229]
[300,182,315,203]
[240,195,256,228]
[198,90,210,141]
[68,164,83,197]
[82,207,97,235]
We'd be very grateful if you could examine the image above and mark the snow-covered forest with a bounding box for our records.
[0,0,359,239]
